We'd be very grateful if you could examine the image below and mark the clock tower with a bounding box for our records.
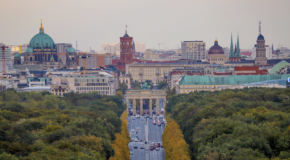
[117,26,134,72]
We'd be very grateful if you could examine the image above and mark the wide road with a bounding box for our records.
[148,117,165,160]
[127,98,165,160]
[128,116,146,160]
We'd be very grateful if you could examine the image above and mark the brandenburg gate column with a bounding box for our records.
[140,98,143,116]
[149,98,152,116]
[133,99,136,116]
[126,98,129,113]
[163,97,166,115]
[156,98,160,116]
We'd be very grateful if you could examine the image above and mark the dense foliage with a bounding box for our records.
[109,111,130,160]
[117,83,128,95]
[166,88,290,160]
[0,89,126,160]
[162,115,191,160]
[157,81,167,90]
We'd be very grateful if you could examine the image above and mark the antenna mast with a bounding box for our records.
[259,21,261,35]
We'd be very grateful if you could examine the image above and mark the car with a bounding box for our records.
[131,129,135,134]
[156,147,160,151]
[137,127,140,130]
[156,143,161,147]
[150,146,154,150]
[145,141,147,144]
[135,138,138,142]
[134,143,138,149]
[140,139,143,142]
[130,151,133,155]
[140,145,144,149]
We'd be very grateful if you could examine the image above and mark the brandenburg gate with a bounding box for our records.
[126,90,167,116]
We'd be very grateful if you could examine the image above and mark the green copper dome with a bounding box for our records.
[29,22,56,50]
[25,46,33,53]
[14,53,20,58]
[67,46,75,53]
[50,56,55,60]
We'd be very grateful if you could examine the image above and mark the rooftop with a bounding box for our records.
[179,74,290,86]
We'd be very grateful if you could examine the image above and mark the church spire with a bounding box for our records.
[39,19,44,33]
[236,32,241,57]
[229,32,234,57]
[123,25,129,37]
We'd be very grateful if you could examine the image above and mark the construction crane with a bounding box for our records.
[1,45,9,75]
[157,43,166,53]
[81,55,87,76]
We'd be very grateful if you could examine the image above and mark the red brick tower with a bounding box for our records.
[117,26,133,72]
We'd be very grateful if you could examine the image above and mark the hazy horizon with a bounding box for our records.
[0,0,289,51]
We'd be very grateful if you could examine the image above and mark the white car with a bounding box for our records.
[131,129,135,134]
[135,138,138,142]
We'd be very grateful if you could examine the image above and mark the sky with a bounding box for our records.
[0,0,289,51]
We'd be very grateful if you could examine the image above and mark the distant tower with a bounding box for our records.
[259,21,261,35]
[229,32,234,57]
[132,40,136,57]
[117,25,133,72]
[255,21,267,65]
[229,32,241,62]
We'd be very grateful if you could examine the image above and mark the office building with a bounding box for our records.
[181,41,206,60]
[52,73,117,95]
[56,43,72,54]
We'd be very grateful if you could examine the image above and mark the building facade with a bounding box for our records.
[116,29,134,72]
[51,85,69,96]
[206,40,227,65]
[181,41,206,60]
[229,33,241,62]
[23,21,60,69]
[56,43,72,54]
[143,49,159,59]
[52,74,117,95]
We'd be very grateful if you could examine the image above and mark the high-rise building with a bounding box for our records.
[181,41,206,60]
[56,43,72,54]
[255,21,267,65]
[134,42,146,53]
[101,42,120,55]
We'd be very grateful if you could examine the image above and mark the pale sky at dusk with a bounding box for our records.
[0,0,289,51]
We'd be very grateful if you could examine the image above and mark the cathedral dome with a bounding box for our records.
[208,40,224,55]
[257,34,264,40]
[14,53,20,58]
[29,20,56,50]
[67,46,75,53]
[25,46,33,53]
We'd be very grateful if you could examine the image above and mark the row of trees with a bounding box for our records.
[162,116,191,160]
[166,87,290,160]
[109,111,130,160]
[0,89,126,159]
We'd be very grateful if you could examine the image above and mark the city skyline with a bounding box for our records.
[0,0,289,51]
